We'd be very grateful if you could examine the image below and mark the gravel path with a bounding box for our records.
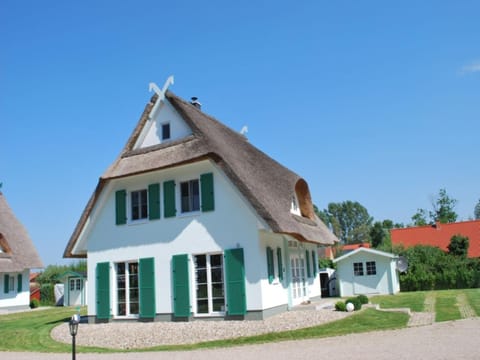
[51,302,351,349]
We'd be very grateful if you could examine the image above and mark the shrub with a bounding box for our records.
[40,284,55,306]
[30,299,40,309]
[345,297,362,311]
[356,294,369,305]
[335,301,346,312]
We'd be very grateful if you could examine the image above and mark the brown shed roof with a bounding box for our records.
[0,192,43,272]
[64,91,337,258]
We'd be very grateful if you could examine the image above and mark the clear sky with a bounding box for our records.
[1,1,479,266]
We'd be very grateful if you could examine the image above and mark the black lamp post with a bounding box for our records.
[69,314,80,360]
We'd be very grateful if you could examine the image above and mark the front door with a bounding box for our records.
[290,254,307,305]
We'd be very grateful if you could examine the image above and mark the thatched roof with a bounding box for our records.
[0,192,43,272]
[64,92,337,258]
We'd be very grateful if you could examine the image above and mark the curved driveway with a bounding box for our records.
[2,318,479,360]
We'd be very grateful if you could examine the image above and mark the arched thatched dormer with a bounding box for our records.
[293,179,315,221]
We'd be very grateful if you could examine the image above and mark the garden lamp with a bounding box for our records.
[69,314,80,360]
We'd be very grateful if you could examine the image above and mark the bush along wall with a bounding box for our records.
[399,245,480,291]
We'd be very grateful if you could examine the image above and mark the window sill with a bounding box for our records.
[178,211,201,218]
[128,219,149,226]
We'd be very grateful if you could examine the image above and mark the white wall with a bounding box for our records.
[0,269,30,309]
[135,99,192,149]
[85,159,267,317]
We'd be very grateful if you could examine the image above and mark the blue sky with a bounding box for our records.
[1,1,479,266]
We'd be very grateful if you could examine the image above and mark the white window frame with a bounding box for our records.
[180,179,200,214]
[193,253,225,316]
[114,261,140,318]
[290,195,301,215]
[70,279,75,291]
[130,189,148,222]
[353,262,364,276]
[366,261,377,275]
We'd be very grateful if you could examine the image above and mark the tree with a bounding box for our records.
[448,235,469,258]
[474,199,480,220]
[411,209,428,226]
[370,221,387,248]
[321,201,373,244]
[410,189,458,226]
[431,188,458,224]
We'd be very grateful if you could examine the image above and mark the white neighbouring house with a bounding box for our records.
[0,192,43,311]
[63,80,338,322]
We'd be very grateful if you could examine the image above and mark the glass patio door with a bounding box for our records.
[290,254,307,305]
[116,262,139,317]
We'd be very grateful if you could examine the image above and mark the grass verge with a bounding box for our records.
[0,307,112,353]
[464,288,480,316]
[435,290,462,322]
[370,291,425,312]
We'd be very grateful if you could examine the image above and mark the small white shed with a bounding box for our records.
[333,247,400,297]
[58,271,87,307]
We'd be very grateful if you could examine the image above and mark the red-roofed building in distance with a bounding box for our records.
[390,220,480,258]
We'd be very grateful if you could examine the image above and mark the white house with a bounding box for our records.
[0,192,43,311]
[333,247,400,297]
[63,79,338,323]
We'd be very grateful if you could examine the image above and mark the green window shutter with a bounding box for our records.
[276,248,283,281]
[17,274,22,292]
[306,250,311,278]
[311,250,317,277]
[115,190,127,225]
[96,262,111,320]
[139,257,156,319]
[200,172,214,212]
[224,248,246,316]
[172,254,190,317]
[163,180,176,218]
[148,183,161,220]
[4,274,9,294]
[266,247,274,284]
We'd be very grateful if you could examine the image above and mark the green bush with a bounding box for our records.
[40,284,55,306]
[356,294,369,305]
[30,299,40,309]
[335,301,346,312]
[399,245,480,291]
[345,297,362,311]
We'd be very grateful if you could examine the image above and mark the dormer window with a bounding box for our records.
[161,123,171,140]
[293,179,315,221]
[290,196,301,216]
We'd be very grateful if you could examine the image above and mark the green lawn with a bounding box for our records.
[464,288,480,316]
[1,289,478,353]
[371,289,480,322]
[435,290,462,322]
[0,307,111,353]
[138,308,409,352]
[0,306,408,353]
[370,291,425,312]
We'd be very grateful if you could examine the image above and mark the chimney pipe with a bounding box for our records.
[191,97,202,110]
